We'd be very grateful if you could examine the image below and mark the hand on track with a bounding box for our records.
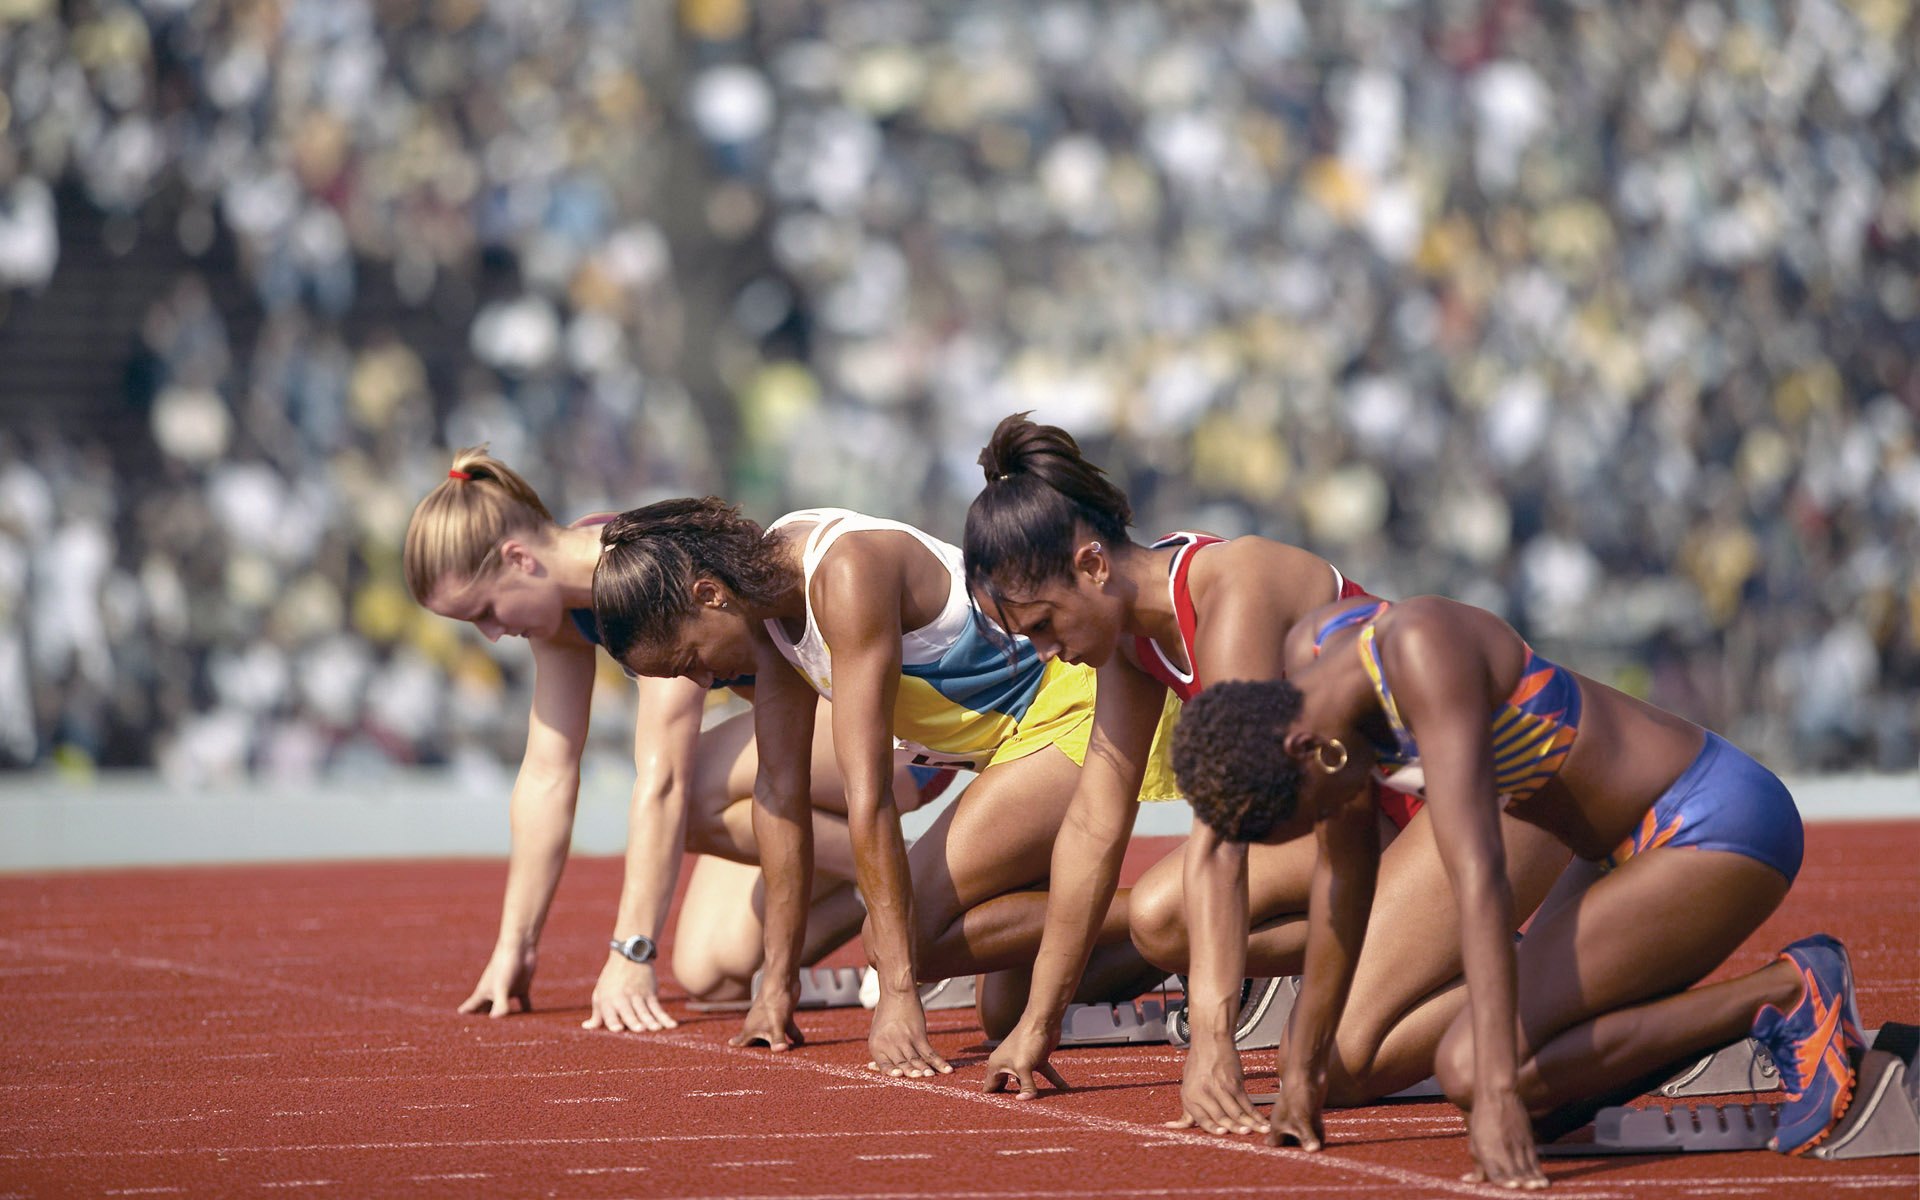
[863,991,951,1079]
[1166,1036,1267,1135]
[1464,1091,1547,1189]
[583,957,679,1032]
[731,993,805,1052]
[982,1022,1068,1099]
[458,942,536,1017]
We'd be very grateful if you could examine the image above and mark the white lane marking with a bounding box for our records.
[0,965,69,976]
[408,1175,489,1182]
[856,1154,932,1161]
[259,1183,334,1190]
[202,1053,275,1062]
[565,1167,648,1175]
[0,1129,1069,1160]
[997,1148,1073,1156]
[711,1160,793,1168]
[399,1103,474,1111]
[104,1190,186,1196]
[687,1089,761,1097]
[545,1097,626,1104]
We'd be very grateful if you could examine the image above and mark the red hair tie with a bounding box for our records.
[448,469,473,481]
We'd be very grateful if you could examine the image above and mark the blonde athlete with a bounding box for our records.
[404,448,930,1029]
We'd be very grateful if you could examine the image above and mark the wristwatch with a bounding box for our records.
[609,934,657,964]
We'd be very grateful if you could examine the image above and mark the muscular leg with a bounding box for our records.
[901,746,1147,983]
[1129,833,1320,973]
[686,700,923,880]
[1129,807,1569,1105]
[1432,847,1795,1118]
[668,854,874,1000]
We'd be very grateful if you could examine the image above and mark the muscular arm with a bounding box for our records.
[985,658,1163,1098]
[459,636,596,1016]
[1383,606,1540,1186]
[727,641,819,1051]
[585,673,708,1032]
[1271,798,1378,1147]
[810,539,954,1076]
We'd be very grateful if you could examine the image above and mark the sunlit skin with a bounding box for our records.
[971,524,1397,1110]
[422,524,601,642]
[418,517,893,1037]
[610,518,1184,1085]
[1224,594,1803,1188]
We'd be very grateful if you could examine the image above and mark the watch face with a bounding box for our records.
[619,936,655,963]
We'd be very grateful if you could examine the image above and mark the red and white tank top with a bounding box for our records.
[1130,532,1421,829]
[1131,532,1365,702]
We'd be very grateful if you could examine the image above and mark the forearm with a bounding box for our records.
[1458,872,1521,1093]
[495,767,580,948]
[753,776,815,993]
[1285,828,1376,1083]
[1182,832,1250,1044]
[847,782,917,994]
[1020,806,1130,1032]
[611,774,689,942]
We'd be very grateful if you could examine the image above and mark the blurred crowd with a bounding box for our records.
[0,0,1914,782]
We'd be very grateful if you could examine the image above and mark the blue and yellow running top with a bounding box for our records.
[763,508,1183,798]
[1313,600,1582,805]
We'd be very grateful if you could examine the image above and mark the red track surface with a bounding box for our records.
[3,824,1916,1198]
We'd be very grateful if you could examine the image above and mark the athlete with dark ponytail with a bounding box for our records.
[592,498,1182,1081]
[962,413,1569,1133]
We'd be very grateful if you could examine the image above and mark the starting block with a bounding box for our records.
[747,966,866,1009]
[1657,1037,1782,1098]
[1169,976,1298,1051]
[919,974,977,1012]
[1542,1022,1919,1161]
[1539,1102,1780,1157]
[1055,998,1170,1046]
[857,970,978,1010]
[1658,1025,1901,1099]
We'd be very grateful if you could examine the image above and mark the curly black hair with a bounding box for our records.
[1171,679,1306,842]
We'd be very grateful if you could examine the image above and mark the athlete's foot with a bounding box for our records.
[1749,933,1866,1155]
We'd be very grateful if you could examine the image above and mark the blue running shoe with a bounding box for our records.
[1749,933,1865,1155]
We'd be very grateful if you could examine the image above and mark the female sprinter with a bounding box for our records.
[591,500,1182,1080]
[1172,594,1860,1184]
[961,413,1568,1130]
[405,448,931,1029]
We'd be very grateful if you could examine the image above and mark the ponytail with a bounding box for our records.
[403,446,555,603]
[592,498,795,661]
[963,412,1133,600]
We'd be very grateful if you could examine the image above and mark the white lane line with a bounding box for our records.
[408,1175,489,1182]
[0,1128,1069,1160]
[997,1148,1073,1156]
[545,1097,626,1104]
[103,1190,186,1196]
[712,1160,793,1168]
[259,1183,334,1190]
[687,1089,761,1097]
[202,1053,275,1062]
[400,1103,474,1111]
[565,1167,648,1175]
[0,965,69,976]
[5,1065,690,1090]
[855,1154,932,1161]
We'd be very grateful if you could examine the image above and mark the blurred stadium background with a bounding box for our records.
[0,0,1914,834]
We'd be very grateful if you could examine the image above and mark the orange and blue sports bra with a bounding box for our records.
[1312,601,1582,805]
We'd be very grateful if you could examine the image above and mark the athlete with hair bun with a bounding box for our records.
[590,499,1182,1081]
[404,447,932,1030]
[960,413,1570,1131]
[1170,594,1858,1184]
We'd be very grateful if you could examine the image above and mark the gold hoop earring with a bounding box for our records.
[1314,739,1348,775]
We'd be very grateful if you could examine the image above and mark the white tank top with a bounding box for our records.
[763,508,978,699]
